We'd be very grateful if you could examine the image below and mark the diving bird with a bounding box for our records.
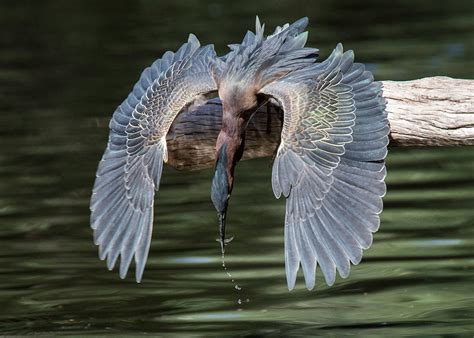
[90,17,389,290]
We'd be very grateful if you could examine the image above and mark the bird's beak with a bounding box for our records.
[217,209,233,254]
[218,211,226,254]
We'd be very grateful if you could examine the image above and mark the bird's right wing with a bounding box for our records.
[90,34,218,282]
[259,44,389,290]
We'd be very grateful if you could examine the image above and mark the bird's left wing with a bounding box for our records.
[259,44,389,290]
[90,34,218,282]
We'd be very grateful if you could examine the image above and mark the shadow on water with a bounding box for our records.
[0,0,473,335]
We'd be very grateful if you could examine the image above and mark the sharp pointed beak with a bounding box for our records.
[219,212,226,254]
[216,210,233,254]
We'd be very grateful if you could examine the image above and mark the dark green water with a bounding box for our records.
[1,0,473,335]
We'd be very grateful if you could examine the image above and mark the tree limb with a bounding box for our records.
[166,76,474,170]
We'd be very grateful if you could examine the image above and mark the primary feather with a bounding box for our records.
[90,34,218,282]
[90,17,389,290]
[260,43,388,290]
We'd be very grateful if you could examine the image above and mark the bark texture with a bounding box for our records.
[383,77,473,146]
[166,76,474,170]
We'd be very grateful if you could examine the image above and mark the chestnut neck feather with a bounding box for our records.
[216,112,248,192]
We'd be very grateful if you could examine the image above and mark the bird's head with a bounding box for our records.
[211,142,232,253]
[211,83,259,253]
[211,116,247,254]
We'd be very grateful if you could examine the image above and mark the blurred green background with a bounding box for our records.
[0,0,473,335]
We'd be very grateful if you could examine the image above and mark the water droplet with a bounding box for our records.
[221,250,248,305]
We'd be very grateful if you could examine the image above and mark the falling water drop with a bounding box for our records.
[221,252,238,286]
[221,246,252,308]
[222,251,250,308]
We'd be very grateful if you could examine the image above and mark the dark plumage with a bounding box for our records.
[90,17,389,289]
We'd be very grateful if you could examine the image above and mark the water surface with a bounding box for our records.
[0,0,473,335]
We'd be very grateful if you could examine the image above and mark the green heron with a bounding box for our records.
[90,17,388,290]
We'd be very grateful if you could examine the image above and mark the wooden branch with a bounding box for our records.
[166,76,474,170]
[383,77,474,146]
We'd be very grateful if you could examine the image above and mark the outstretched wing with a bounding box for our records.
[259,44,389,290]
[90,34,218,282]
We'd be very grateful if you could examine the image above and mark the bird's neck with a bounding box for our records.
[221,111,248,137]
[216,115,248,192]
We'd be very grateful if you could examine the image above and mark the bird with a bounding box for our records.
[90,16,389,290]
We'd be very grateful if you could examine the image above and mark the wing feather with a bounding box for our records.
[260,43,388,289]
[90,34,218,282]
